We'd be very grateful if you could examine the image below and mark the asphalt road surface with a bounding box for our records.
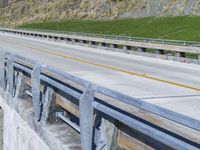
[0,33,200,122]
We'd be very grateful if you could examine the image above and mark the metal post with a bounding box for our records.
[154,49,165,54]
[123,46,131,51]
[31,63,42,121]
[175,52,185,58]
[0,51,5,90]
[72,39,75,44]
[137,47,146,52]
[7,54,14,98]
[123,46,128,50]
[99,43,105,47]
[110,44,118,49]
[79,85,94,150]
[198,55,200,64]
[80,40,83,45]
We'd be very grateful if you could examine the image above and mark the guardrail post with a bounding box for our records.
[123,46,131,51]
[198,55,200,64]
[99,43,106,47]
[89,41,96,47]
[72,39,75,44]
[31,63,42,121]
[79,85,94,150]
[110,44,114,48]
[137,47,146,52]
[175,52,185,58]
[7,54,14,98]
[154,49,165,54]
[80,40,83,45]
[0,51,5,90]
[110,44,118,49]
[89,41,92,46]
[123,46,128,50]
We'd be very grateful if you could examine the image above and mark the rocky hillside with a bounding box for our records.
[1,0,200,26]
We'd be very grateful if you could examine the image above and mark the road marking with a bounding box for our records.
[1,39,200,92]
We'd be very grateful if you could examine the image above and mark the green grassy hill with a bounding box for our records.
[19,16,200,41]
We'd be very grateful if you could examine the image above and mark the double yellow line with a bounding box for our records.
[1,39,200,92]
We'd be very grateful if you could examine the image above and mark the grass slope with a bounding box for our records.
[19,16,200,42]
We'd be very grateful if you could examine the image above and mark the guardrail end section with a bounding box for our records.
[31,63,42,121]
[79,85,94,150]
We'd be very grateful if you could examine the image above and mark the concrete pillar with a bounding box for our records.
[137,47,146,52]
[175,52,185,57]
[154,49,165,54]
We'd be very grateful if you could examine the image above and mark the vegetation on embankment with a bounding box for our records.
[1,0,200,27]
[19,16,200,41]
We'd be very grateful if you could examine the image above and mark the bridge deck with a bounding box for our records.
[0,33,200,122]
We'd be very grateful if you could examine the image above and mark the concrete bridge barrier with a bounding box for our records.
[1,28,200,65]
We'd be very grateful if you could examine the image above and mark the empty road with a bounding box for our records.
[0,32,200,121]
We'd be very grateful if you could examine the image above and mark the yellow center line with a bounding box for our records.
[1,39,200,92]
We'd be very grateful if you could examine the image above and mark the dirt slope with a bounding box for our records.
[0,0,200,26]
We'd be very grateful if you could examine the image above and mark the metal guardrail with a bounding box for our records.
[15,27,200,47]
[0,50,199,149]
[2,27,200,61]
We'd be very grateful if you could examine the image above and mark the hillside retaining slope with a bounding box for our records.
[1,0,200,26]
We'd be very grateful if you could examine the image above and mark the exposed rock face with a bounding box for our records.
[1,0,200,26]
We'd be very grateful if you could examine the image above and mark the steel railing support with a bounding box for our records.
[0,51,5,90]
[31,63,42,121]
[7,54,14,98]
[79,85,94,150]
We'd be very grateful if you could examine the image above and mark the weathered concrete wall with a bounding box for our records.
[0,66,81,150]
[0,96,51,150]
